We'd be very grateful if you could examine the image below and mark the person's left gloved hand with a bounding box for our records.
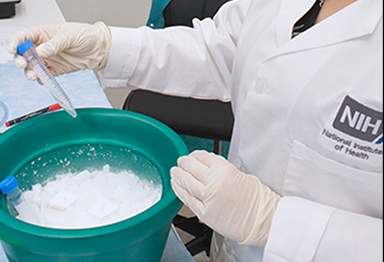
[171,150,281,247]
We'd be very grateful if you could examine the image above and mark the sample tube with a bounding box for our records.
[0,176,39,224]
[17,40,77,118]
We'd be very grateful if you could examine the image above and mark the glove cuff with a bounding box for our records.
[238,176,281,247]
[94,21,112,70]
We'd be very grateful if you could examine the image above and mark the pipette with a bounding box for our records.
[17,40,77,118]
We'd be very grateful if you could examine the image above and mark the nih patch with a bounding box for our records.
[333,96,383,144]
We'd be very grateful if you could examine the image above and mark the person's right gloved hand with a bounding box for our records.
[171,150,281,247]
[7,22,112,81]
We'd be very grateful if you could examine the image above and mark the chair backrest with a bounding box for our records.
[146,0,171,28]
[123,90,233,141]
[147,0,230,28]
[163,0,230,27]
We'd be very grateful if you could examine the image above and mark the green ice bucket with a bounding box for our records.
[0,108,188,262]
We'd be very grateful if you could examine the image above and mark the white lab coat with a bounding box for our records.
[101,0,383,260]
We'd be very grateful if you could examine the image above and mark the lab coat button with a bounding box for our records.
[239,163,249,173]
[224,238,234,255]
[255,79,267,94]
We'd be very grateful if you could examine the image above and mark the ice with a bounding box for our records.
[20,165,162,229]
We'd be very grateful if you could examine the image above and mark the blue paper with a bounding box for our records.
[0,61,112,133]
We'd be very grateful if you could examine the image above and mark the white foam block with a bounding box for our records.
[88,199,119,218]
[49,191,78,210]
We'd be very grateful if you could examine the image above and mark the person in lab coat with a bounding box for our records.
[8,0,383,261]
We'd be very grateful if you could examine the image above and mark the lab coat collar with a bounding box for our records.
[273,0,382,57]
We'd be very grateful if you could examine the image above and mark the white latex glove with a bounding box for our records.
[171,150,281,247]
[7,22,111,81]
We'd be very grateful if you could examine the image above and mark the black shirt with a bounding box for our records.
[292,0,324,38]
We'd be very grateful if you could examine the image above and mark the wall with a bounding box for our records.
[55,0,152,108]
[55,0,151,27]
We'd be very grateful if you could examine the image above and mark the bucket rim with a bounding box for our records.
[0,108,188,239]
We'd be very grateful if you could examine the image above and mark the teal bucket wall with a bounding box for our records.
[0,108,188,262]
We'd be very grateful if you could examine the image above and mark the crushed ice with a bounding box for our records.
[21,165,162,228]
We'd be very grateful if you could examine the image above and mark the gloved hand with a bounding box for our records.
[171,150,281,247]
[7,22,111,81]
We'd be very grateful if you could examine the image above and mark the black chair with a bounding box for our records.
[123,0,233,257]
[123,90,233,155]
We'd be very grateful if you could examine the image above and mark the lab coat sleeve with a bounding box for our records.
[101,0,251,101]
[263,197,383,262]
